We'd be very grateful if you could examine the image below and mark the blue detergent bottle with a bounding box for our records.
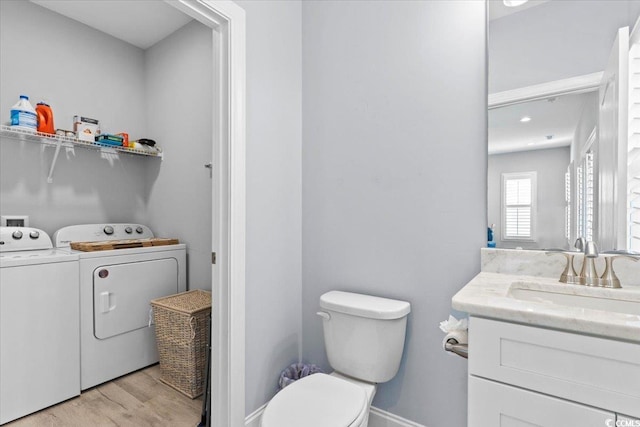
[487,224,496,248]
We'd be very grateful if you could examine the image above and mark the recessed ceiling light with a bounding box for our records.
[504,0,529,6]
[520,116,531,123]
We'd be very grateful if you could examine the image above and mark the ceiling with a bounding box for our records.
[488,91,597,155]
[487,0,551,21]
[32,0,590,157]
[33,0,549,46]
[30,0,193,49]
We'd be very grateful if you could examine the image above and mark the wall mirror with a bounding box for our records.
[487,0,640,252]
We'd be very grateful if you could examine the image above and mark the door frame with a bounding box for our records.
[597,26,629,251]
[166,1,246,426]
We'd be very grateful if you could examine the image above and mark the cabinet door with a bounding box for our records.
[469,377,613,427]
[469,317,640,416]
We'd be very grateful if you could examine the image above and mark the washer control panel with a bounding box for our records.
[0,227,53,252]
[52,224,155,248]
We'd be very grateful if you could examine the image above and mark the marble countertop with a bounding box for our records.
[452,272,640,343]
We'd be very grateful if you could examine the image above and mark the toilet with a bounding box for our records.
[261,291,411,427]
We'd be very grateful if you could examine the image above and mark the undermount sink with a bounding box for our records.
[508,281,640,316]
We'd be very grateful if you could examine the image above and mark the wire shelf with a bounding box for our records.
[0,125,162,158]
[1,124,162,183]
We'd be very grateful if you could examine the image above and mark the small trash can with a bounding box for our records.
[151,289,211,398]
[278,363,323,390]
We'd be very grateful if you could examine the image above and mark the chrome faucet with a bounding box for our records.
[545,237,589,284]
[576,243,640,288]
[547,239,638,288]
[578,241,600,286]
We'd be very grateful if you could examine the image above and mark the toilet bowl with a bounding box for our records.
[261,372,376,427]
[260,291,410,427]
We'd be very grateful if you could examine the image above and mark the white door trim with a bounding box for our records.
[165,1,246,426]
[488,72,603,109]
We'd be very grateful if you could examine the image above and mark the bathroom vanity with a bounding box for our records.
[453,249,640,426]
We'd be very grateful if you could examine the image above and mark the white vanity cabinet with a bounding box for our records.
[468,317,640,426]
[469,377,613,426]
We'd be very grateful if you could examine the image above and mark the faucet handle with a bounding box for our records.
[545,251,577,284]
[600,254,639,288]
[574,237,586,252]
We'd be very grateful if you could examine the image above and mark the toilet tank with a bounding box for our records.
[319,291,411,383]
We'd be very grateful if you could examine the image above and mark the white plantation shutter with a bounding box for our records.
[576,149,595,242]
[502,172,537,241]
[565,167,571,244]
[505,179,531,236]
[585,151,595,242]
[577,163,584,240]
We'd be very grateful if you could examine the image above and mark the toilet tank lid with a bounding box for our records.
[320,291,411,320]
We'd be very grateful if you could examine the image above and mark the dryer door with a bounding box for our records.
[93,258,179,339]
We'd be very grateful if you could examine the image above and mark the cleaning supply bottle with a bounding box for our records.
[10,95,37,132]
[36,102,55,134]
[487,224,496,248]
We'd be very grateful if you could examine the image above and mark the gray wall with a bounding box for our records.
[301,1,486,425]
[0,0,148,234]
[0,1,214,293]
[144,20,213,291]
[236,0,303,417]
[489,0,640,93]
[488,147,570,250]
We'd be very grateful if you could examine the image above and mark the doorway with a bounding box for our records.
[0,0,246,425]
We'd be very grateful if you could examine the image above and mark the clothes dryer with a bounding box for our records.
[53,224,186,390]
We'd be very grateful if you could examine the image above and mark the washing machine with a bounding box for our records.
[0,227,80,425]
[53,223,186,390]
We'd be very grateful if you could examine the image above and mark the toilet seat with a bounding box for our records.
[261,373,367,427]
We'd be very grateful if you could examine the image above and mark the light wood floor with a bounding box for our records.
[6,365,203,427]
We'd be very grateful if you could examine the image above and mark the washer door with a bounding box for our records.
[93,258,179,339]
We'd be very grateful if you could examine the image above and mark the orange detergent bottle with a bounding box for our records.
[36,102,55,134]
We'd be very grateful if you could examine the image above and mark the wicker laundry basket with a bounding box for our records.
[151,289,211,398]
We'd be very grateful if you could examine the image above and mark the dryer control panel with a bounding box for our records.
[53,224,154,248]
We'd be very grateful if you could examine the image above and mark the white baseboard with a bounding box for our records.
[369,406,426,427]
[244,404,425,427]
[245,403,267,427]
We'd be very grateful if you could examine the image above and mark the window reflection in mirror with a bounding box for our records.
[488,92,597,250]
